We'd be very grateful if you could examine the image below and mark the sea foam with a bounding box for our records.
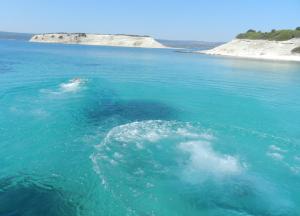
[90,120,274,215]
[91,120,244,189]
[40,78,86,96]
[60,78,84,92]
[178,140,243,180]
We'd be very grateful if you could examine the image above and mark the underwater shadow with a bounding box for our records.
[86,99,177,126]
[0,175,77,216]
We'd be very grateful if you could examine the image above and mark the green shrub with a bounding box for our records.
[272,30,295,41]
[236,28,300,41]
[295,30,300,38]
[291,46,300,54]
[58,35,63,39]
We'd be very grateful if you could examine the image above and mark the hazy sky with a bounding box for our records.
[1,0,299,41]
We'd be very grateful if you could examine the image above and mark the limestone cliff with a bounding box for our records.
[199,39,300,62]
[30,33,166,48]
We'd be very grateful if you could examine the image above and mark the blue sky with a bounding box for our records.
[1,0,299,41]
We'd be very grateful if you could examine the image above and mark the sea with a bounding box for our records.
[0,39,300,216]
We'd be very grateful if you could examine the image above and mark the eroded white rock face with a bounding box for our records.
[199,39,300,62]
[30,33,166,48]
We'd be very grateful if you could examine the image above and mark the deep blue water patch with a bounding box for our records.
[86,99,176,125]
[0,175,78,216]
[0,60,19,74]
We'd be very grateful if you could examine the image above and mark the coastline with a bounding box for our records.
[197,39,300,62]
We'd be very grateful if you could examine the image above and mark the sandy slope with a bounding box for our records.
[198,39,300,62]
[30,33,167,48]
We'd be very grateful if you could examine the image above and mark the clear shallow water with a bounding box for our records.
[1,39,300,216]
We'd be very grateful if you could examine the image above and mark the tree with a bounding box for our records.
[247,29,256,33]
[296,27,300,31]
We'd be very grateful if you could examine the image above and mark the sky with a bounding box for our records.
[0,0,300,42]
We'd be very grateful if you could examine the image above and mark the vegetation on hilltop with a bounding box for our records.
[236,27,300,41]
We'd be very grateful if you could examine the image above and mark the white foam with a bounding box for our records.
[100,120,213,146]
[267,145,287,161]
[267,152,284,161]
[92,120,244,186]
[269,145,287,153]
[40,78,86,96]
[60,78,84,92]
[176,128,214,140]
[178,141,243,178]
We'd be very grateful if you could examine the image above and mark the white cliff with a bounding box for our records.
[30,33,166,48]
[198,39,300,62]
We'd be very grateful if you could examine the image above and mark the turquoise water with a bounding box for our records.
[1,39,300,216]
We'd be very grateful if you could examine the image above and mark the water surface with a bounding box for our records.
[1,40,300,215]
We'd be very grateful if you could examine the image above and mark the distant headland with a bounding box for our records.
[199,28,300,62]
[29,33,167,48]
